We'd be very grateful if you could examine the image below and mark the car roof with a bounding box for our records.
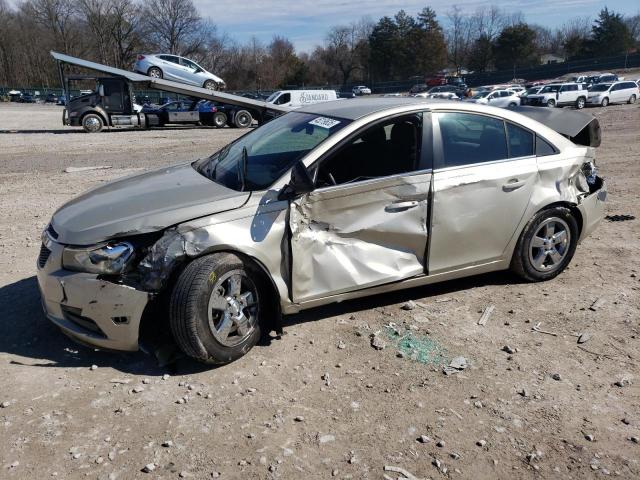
[297,97,449,120]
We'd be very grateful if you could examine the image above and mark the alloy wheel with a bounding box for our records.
[528,217,571,273]
[207,270,259,347]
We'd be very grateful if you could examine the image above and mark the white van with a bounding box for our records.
[586,81,639,106]
[266,90,337,108]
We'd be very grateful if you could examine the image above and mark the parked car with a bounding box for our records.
[57,94,67,105]
[469,89,520,108]
[38,98,605,365]
[524,83,589,108]
[45,93,59,103]
[409,84,430,94]
[141,100,217,126]
[352,85,372,95]
[586,81,639,107]
[134,54,226,90]
[589,73,618,85]
[18,93,36,103]
[429,84,468,98]
[519,87,544,105]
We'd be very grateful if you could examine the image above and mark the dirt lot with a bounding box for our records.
[0,102,638,480]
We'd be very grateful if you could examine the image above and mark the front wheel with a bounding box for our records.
[601,97,609,107]
[508,102,517,107]
[629,94,636,104]
[511,207,578,282]
[203,80,217,90]
[213,112,227,128]
[546,99,556,107]
[169,253,263,364]
[575,97,585,109]
[82,113,104,133]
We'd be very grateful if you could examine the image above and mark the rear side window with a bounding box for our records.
[536,136,557,156]
[437,112,508,167]
[507,123,534,157]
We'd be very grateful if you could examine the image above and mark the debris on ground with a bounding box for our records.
[443,356,468,375]
[605,214,635,222]
[589,298,607,311]
[371,332,387,350]
[577,332,592,344]
[477,304,495,325]
[383,465,419,480]
[64,165,112,173]
[401,300,416,311]
[532,322,558,336]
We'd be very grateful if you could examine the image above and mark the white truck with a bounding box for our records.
[523,82,589,109]
[265,90,338,108]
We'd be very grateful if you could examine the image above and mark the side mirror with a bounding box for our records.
[278,160,314,200]
[98,85,105,97]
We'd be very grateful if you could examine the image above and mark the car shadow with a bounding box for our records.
[1,271,522,375]
[261,270,522,340]
[0,126,220,135]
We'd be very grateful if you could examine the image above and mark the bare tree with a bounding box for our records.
[78,0,112,63]
[141,0,202,55]
[22,0,79,53]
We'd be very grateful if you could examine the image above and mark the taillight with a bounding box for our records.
[211,106,217,112]
[137,55,145,60]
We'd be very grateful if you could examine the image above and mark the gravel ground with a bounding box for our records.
[0,101,639,479]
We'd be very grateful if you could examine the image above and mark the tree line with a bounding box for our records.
[0,0,638,91]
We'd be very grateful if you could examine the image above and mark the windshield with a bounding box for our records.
[265,92,280,102]
[472,91,490,99]
[194,112,349,191]
[590,84,611,92]
[540,85,560,93]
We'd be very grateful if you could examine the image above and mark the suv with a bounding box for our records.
[525,83,588,109]
[352,85,372,95]
[586,81,639,107]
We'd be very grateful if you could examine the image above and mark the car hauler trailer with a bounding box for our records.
[51,51,290,133]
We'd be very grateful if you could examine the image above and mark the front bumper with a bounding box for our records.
[36,237,150,351]
[586,97,602,105]
[577,176,607,242]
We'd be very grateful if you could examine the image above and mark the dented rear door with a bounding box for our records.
[289,171,431,302]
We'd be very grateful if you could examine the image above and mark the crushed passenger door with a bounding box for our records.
[289,172,431,303]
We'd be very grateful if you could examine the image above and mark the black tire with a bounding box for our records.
[82,113,104,133]
[169,253,264,364]
[546,99,556,107]
[203,80,217,90]
[575,97,586,109]
[511,206,579,282]
[508,102,517,107]
[628,94,636,104]
[601,97,609,107]
[147,67,163,79]
[234,109,253,128]
[213,112,227,128]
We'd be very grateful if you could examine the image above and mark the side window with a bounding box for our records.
[500,91,510,97]
[536,136,557,156]
[274,93,291,105]
[164,56,179,64]
[180,58,198,70]
[436,112,508,167]
[316,113,422,186]
[506,123,534,158]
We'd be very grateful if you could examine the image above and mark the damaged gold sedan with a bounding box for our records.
[37,98,607,364]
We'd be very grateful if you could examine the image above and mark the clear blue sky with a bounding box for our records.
[193,0,638,52]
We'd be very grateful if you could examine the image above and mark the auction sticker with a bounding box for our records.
[309,117,341,129]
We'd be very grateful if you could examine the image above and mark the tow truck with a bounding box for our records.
[52,51,289,133]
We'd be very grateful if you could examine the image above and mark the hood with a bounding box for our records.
[51,163,249,245]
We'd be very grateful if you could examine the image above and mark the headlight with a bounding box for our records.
[62,242,135,274]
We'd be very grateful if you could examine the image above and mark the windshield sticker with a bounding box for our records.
[309,117,341,129]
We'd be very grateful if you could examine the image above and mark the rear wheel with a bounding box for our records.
[82,113,104,133]
[213,112,227,128]
[601,97,609,107]
[169,253,264,364]
[511,206,578,282]
[147,67,163,79]
[575,97,586,109]
[203,80,217,90]
[546,99,556,107]
[629,94,636,104]
[234,109,253,128]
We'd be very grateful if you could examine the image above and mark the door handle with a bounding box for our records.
[385,200,419,212]
[502,179,526,191]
